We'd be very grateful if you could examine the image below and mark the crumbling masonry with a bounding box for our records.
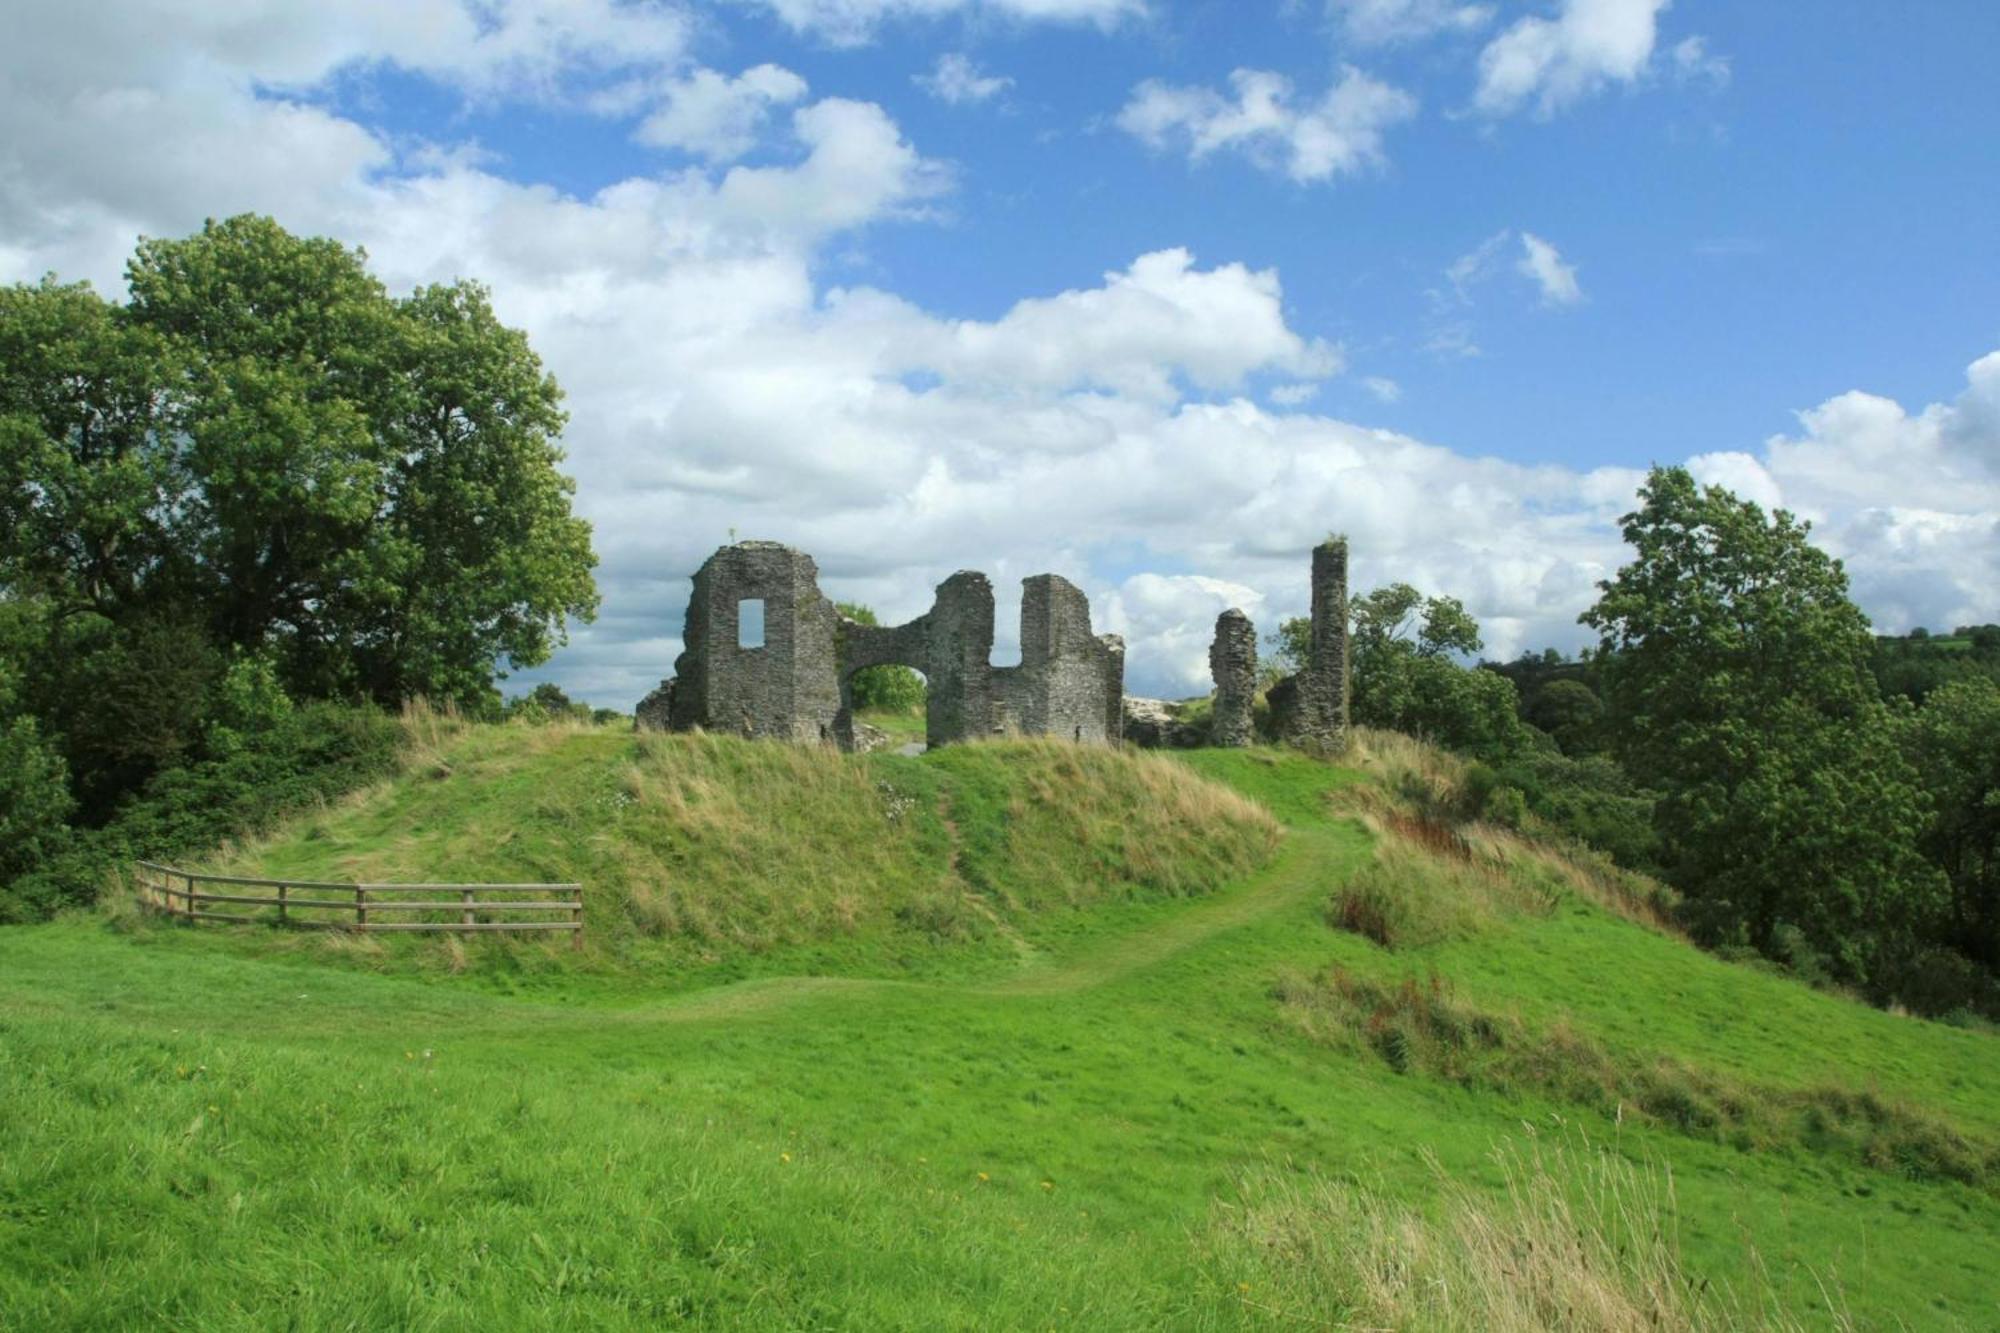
[1208,608,1257,748]
[637,537,1347,755]
[639,542,1125,751]
[1268,538,1351,754]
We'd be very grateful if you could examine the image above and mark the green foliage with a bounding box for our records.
[1872,626,2000,705]
[1354,640,1526,759]
[0,699,74,897]
[0,216,598,711]
[1522,677,1603,752]
[837,602,927,714]
[2,702,400,921]
[504,681,593,724]
[1901,678,2000,982]
[1583,467,1945,988]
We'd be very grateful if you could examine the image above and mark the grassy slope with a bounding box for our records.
[0,734,1995,1328]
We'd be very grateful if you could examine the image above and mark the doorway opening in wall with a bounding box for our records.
[845,665,928,754]
[737,599,765,648]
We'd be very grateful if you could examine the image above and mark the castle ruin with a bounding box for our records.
[638,537,1348,754]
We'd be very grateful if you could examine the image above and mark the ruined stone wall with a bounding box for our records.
[1277,538,1350,754]
[832,570,996,749]
[1209,608,1256,748]
[666,542,841,743]
[994,575,1123,744]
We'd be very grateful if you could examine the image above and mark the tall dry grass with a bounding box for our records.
[1207,1135,1851,1332]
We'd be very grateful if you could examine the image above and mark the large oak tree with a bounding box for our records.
[0,215,598,712]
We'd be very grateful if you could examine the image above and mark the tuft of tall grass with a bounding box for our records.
[1337,730,1680,938]
[1205,1133,1853,1332]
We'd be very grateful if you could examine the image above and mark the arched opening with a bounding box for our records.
[839,663,929,753]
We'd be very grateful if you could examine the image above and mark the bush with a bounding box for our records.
[3,701,401,919]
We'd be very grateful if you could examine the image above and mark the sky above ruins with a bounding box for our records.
[6,1,1999,702]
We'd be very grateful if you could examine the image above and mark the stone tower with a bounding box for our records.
[1208,608,1257,748]
[1278,538,1350,753]
[666,542,841,742]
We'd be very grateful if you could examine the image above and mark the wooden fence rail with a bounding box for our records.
[135,861,583,949]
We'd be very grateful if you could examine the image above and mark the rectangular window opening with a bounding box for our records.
[737,598,765,649]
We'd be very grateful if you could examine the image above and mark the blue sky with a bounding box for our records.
[6,0,1999,701]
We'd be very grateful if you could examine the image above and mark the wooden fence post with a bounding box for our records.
[355,885,368,932]
[278,882,289,926]
[185,872,197,921]
[461,887,475,928]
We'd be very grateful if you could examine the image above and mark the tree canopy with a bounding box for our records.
[1582,466,1941,986]
[0,215,598,712]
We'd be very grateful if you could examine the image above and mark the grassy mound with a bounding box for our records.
[189,713,1278,980]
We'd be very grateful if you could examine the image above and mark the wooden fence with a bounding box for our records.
[135,861,584,949]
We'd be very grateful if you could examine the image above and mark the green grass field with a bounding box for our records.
[1,723,1995,1328]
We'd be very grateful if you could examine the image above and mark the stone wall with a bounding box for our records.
[652,543,1120,751]
[645,539,1341,754]
[993,575,1125,744]
[1276,538,1350,754]
[1208,608,1256,748]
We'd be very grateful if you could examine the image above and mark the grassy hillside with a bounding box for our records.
[189,712,1280,987]
[1,726,1996,1328]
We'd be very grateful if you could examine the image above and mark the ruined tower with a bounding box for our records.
[1208,608,1257,748]
[1277,538,1350,754]
[665,542,841,742]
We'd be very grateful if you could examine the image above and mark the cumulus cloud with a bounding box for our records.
[1474,0,1667,118]
[1364,376,1403,403]
[1117,67,1418,184]
[633,64,809,160]
[738,0,1143,47]
[1684,353,2000,635]
[1517,232,1583,305]
[1331,0,1493,46]
[916,53,1012,104]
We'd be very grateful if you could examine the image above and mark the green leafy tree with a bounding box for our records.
[1266,585,1513,755]
[1524,678,1604,753]
[1582,466,1942,984]
[0,663,74,899]
[1902,678,2000,971]
[0,215,598,711]
[837,603,926,714]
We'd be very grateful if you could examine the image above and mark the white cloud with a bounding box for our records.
[1270,382,1320,407]
[1118,67,1418,184]
[634,64,809,160]
[1474,0,1667,118]
[1684,353,2000,635]
[1669,35,1730,89]
[1331,0,1493,46]
[1364,376,1403,403]
[1517,232,1583,305]
[916,53,1013,105]
[739,0,1143,47]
